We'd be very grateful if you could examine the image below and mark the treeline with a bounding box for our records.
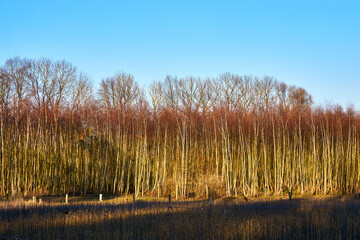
[0,57,359,198]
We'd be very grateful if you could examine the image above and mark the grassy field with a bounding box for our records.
[1,195,360,240]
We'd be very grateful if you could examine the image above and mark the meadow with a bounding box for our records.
[1,195,360,239]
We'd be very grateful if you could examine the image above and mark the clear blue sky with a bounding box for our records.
[1,1,360,108]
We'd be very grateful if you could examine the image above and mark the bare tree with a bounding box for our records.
[0,67,12,117]
[288,86,313,110]
[177,77,200,113]
[254,76,277,112]
[98,72,139,111]
[52,60,77,115]
[71,72,93,111]
[2,57,32,120]
[237,75,255,112]
[163,75,179,111]
[149,80,164,115]
[217,73,239,111]
[196,78,213,113]
[215,73,256,112]
[275,82,289,109]
[98,78,112,108]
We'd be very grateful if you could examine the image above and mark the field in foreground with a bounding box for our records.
[1,196,360,240]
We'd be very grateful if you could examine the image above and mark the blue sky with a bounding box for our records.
[1,1,360,108]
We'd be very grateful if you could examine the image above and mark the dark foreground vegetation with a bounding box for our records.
[1,57,360,199]
[1,197,360,239]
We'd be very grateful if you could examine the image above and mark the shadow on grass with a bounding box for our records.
[1,199,360,239]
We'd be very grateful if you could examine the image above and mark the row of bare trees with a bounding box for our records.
[147,74,312,114]
[0,57,359,198]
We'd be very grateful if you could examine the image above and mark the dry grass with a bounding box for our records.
[1,196,360,239]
